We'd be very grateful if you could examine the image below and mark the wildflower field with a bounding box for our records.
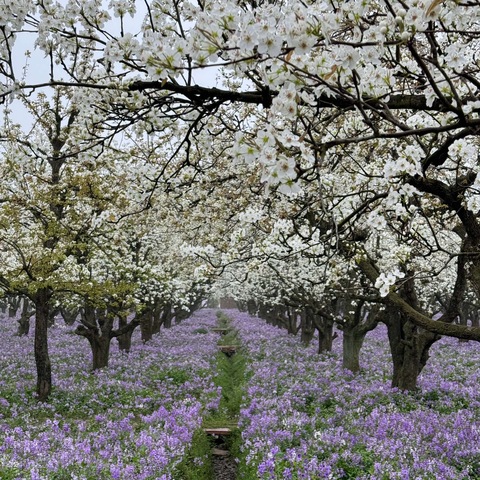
[0,309,479,479]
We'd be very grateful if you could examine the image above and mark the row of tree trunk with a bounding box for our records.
[1,293,204,401]
[239,289,479,391]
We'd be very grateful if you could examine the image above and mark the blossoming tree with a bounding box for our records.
[2,0,480,392]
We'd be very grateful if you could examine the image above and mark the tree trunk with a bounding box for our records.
[316,315,335,353]
[76,302,114,370]
[300,309,315,346]
[161,303,174,329]
[140,308,154,343]
[60,306,78,326]
[47,306,59,327]
[247,299,257,316]
[152,303,162,334]
[34,289,52,401]
[8,295,22,318]
[116,313,133,353]
[472,310,479,328]
[91,335,111,370]
[342,330,365,373]
[0,298,7,314]
[385,306,438,391]
[16,298,33,336]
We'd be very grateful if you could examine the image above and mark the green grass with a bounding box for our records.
[179,311,248,478]
[174,429,214,480]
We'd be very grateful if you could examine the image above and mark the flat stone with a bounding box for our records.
[211,328,230,333]
[218,345,238,353]
[204,427,232,436]
[212,448,229,456]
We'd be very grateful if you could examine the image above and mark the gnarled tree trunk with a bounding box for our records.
[384,305,439,391]
[342,331,365,373]
[315,314,335,354]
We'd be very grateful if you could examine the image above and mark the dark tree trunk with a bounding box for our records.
[300,309,315,346]
[0,297,7,314]
[76,302,114,370]
[91,335,111,370]
[116,313,133,353]
[384,306,439,391]
[60,306,78,326]
[285,307,299,334]
[315,315,335,353]
[174,307,189,324]
[77,302,140,369]
[342,330,365,373]
[472,310,479,328]
[47,306,60,327]
[16,298,33,336]
[140,308,154,343]
[34,289,52,401]
[152,303,162,334]
[458,307,469,343]
[8,295,22,318]
[247,299,257,316]
[341,301,380,373]
[159,303,174,331]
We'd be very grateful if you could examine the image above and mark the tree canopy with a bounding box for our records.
[2,0,480,345]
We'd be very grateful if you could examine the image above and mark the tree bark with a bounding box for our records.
[8,295,22,318]
[315,315,335,353]
[247,299,257,316]
[140,308,154,343]
[342,331,365,373]
[158,303,174,332]
[16,298,33,336]
[34,288,52,401]
[300,308,315,346]
[76,302,115,370]
[151,303,162,335]
[384,305,439,391]
[91,334,111,370]
[341,301,380,373]
[116,313,133,353]
[60,306,78,325]
[358,257,480,341]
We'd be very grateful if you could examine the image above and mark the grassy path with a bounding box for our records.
[176,311,247,480]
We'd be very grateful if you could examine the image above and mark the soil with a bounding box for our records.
[213,449,237,480]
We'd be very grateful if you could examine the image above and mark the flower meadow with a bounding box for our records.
[0,310,221,480]
[0,309,479,479]
[228,311,480,480]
